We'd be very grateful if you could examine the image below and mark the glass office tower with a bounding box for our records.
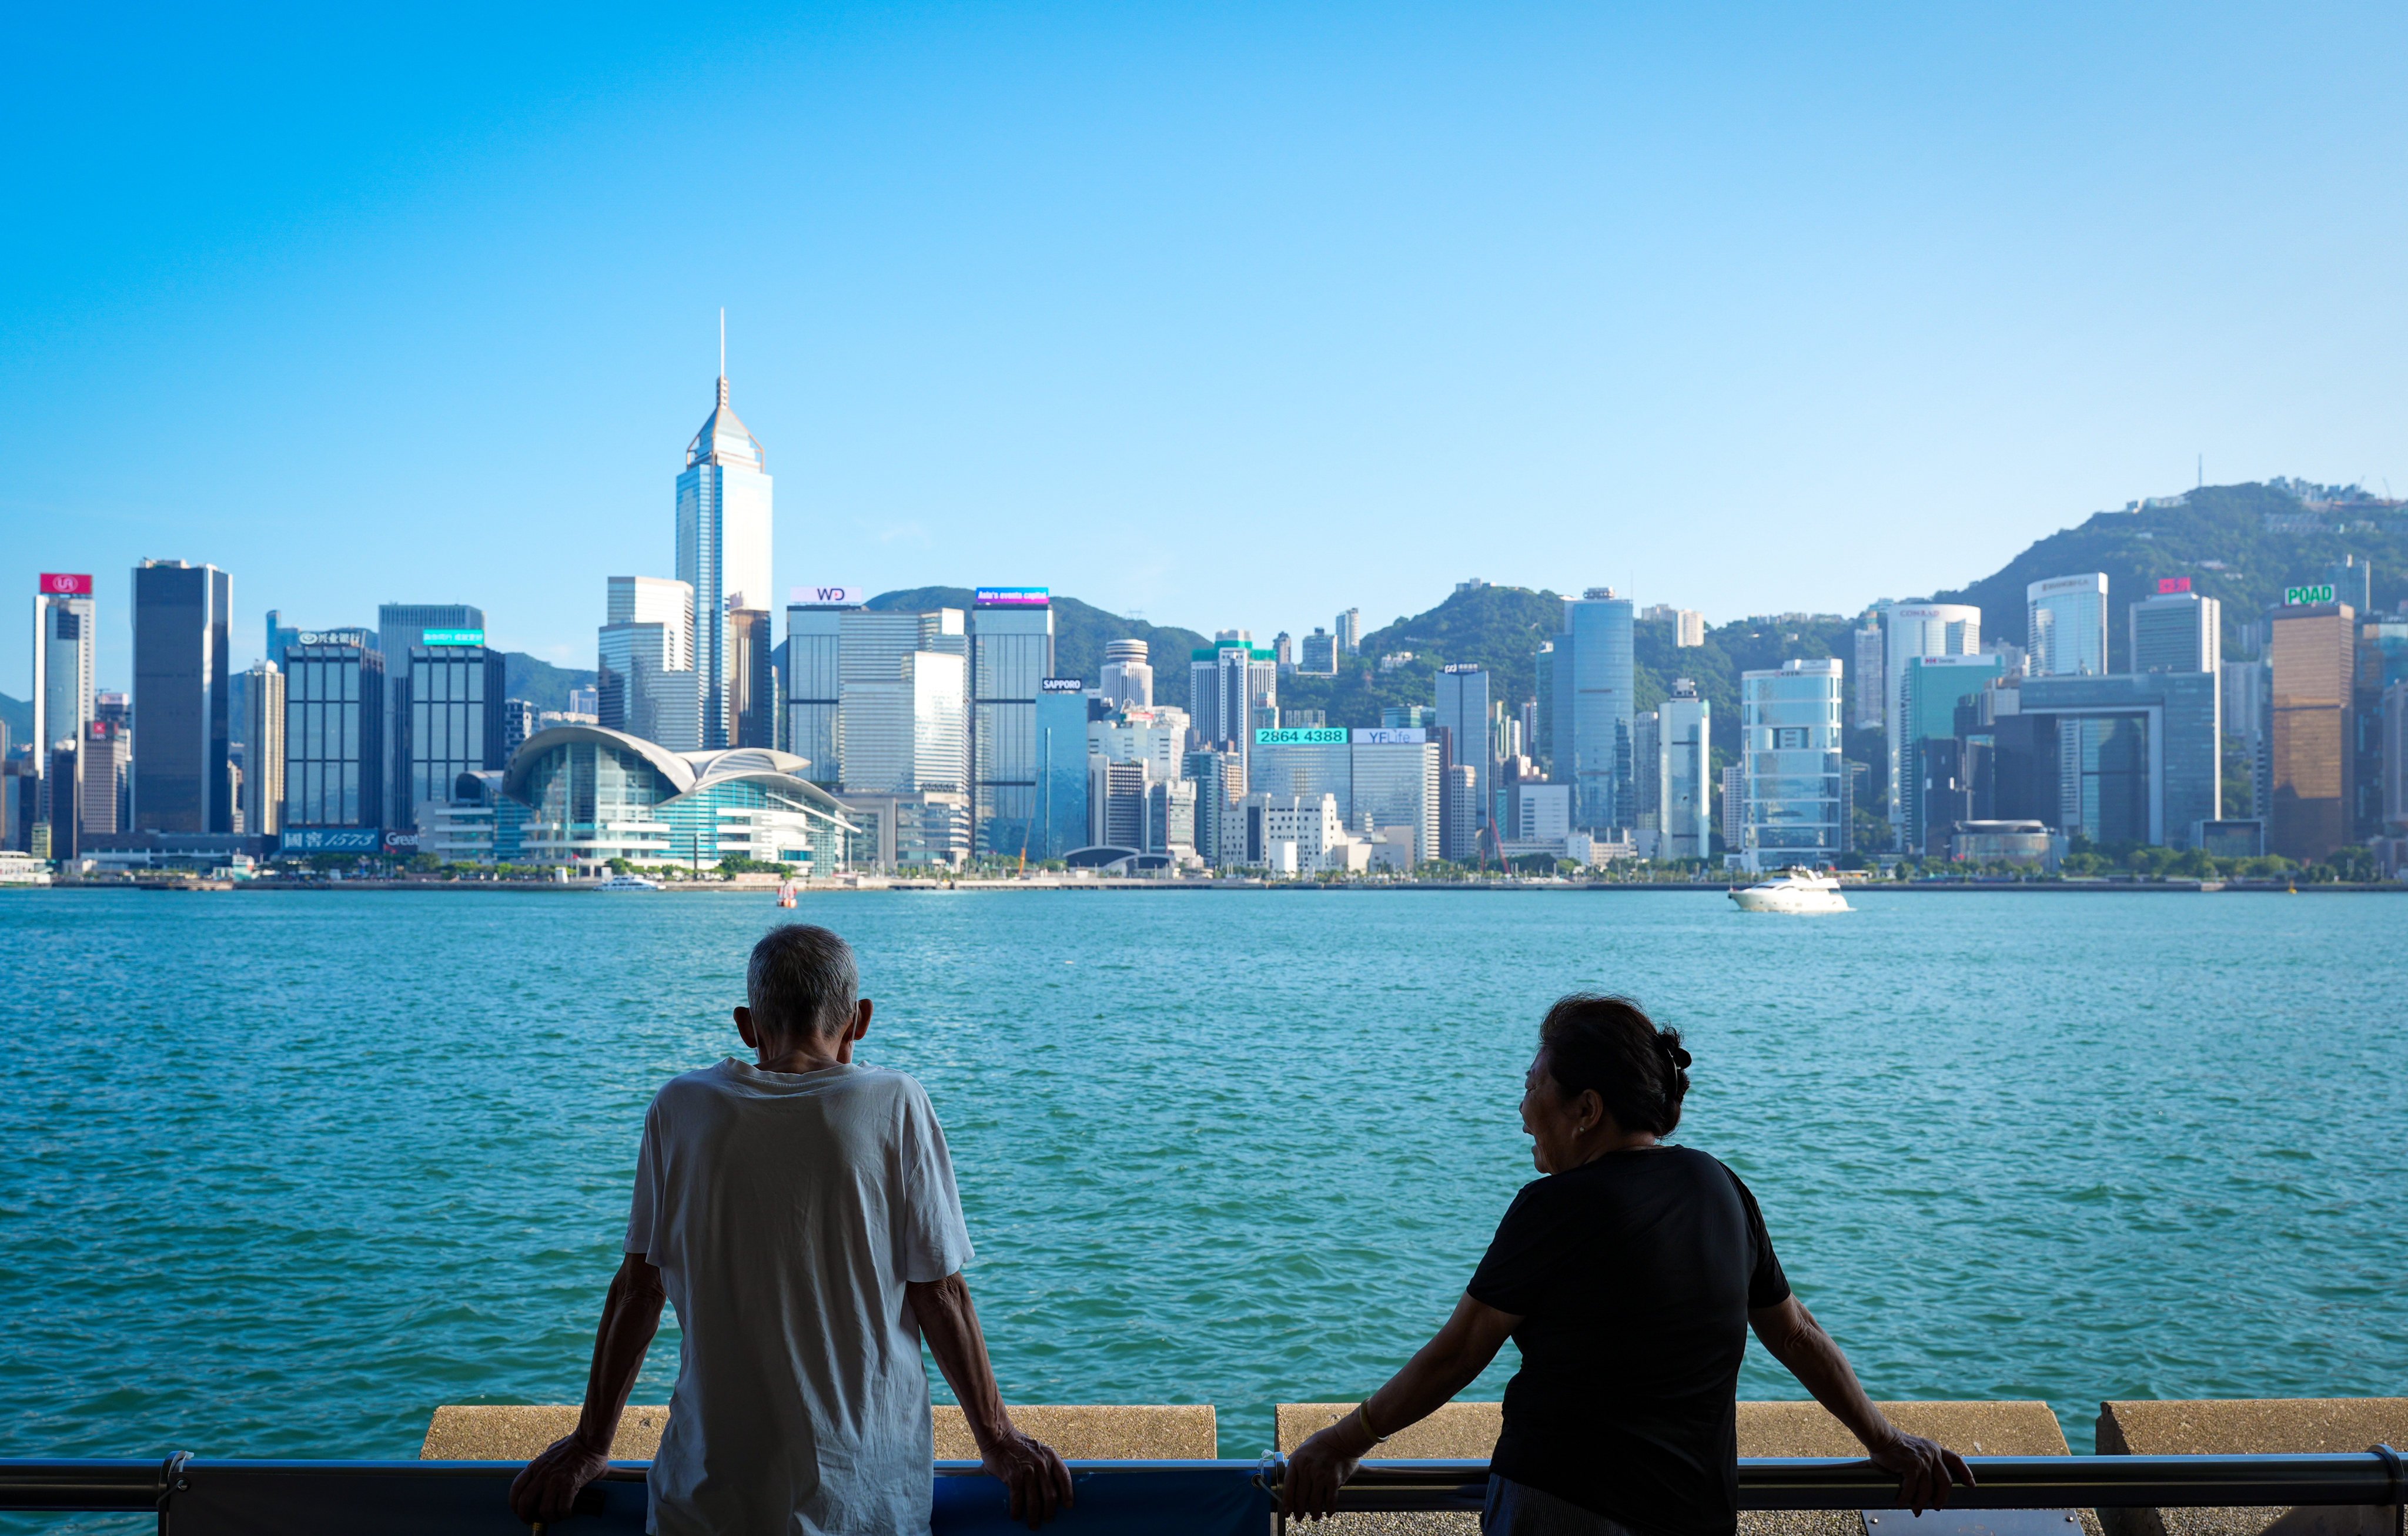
[782,593,859,787]
[1034,680,1091,860]
[1883,603,1981,831]
[969,593,1055,858]
[34,574,96,758]
[676,374,774,750]
[283,633,385,831]
[1434,664,1490,859]
[402,644,507,828]
[132,560,234,834]
[2267,600,2356,862]
[2027,574,2109,677]
[1741,658,1847,869]
[1899,653,2005,852]
[377,604,484,827]
[1657,678,1711,861]
[1551,590,1634,832]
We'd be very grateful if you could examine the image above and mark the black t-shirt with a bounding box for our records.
[1467,1145,1791,1536]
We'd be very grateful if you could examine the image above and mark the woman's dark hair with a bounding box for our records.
[1537,993,1691,1136]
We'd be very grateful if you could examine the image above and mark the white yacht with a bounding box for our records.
[1728,866,1850,913]
[594,874,663,892]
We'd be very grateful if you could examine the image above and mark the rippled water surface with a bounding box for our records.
[2,888,2402,1467]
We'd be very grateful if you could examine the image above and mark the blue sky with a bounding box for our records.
[4,2,2403,688]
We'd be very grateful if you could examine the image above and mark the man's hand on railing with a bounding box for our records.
[1281,1424,1367,1521]
[508,1433,611,1527]
[978,1428,1074,1530]
[1865,1430,1976,1514]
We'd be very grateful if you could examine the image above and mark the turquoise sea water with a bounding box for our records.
[1,888,2402,1475]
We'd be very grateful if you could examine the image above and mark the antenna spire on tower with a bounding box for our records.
[719,307,726,380]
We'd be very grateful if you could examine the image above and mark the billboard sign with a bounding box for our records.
[279,828,382,853]
[790,585,865,607]
[1440,663,1484,675]
[2156,577,2192,594]
[419,628,485,647]
[1039,677,1086,694]
[38,573,93,595]
[975,586,1051,608]
[1352,727,1429,745]
[295,629,375,648]
[2284,584,2337,607]
[382,831,420,852]
[1254,727,1347,747]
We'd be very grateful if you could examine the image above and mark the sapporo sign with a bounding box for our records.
[2283,584,2336,606]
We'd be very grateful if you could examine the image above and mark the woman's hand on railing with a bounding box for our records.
[1865,1430,1975,1514]
[508,1433,611,1527]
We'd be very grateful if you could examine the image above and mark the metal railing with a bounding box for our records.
[0,1449,2400,1514]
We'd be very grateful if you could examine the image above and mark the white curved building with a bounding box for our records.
[499,725,854,874]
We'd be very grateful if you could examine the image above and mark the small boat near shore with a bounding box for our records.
[1728,866,1850,913]
[594,874,663,892]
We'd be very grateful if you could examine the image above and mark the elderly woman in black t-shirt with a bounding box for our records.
[1285,994,1972,1536]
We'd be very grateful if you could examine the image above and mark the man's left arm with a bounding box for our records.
[908,1272,1073,1530]
[509,1252,667,1525]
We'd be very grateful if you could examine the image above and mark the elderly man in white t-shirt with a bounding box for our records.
[511,924,1072,1535]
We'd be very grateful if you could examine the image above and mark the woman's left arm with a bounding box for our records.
[1283,1293,1522,1520]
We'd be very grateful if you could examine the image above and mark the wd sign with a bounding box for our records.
[2283,584,2337,606]
[791,586,864,607]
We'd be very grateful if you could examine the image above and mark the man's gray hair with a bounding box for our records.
[747,925,859,1040]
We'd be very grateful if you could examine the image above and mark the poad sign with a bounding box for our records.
[2284,584,2337,607]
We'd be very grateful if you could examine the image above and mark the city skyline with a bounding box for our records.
[6,4,2406,691]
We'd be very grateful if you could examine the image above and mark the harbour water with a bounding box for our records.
[1,888,2402,1467]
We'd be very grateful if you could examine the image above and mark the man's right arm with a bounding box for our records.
[908,1272,1073,1530]
[509,1251,667,1525]
[1747,1294,1973,1512]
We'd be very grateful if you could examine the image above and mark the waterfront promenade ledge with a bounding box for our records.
[0,1441,2398,1536]
[2098,1399,2408,1536]
[1277,1400,2087,1536]
[419,1402,1219,1460]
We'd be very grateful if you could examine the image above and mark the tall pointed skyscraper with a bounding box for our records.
[675,330,773,750]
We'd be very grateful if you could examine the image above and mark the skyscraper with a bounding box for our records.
[675,364,773,750]
[34,573,96,758]
[1551,590,1634,832]
[1099,638,1154,708]
[1657,678,1711,861]
[782,586,861,787]
[2026,574,2108,678]
[1188,637,1277,779]
[1884,603,1980,832]
[1850,624,1885,729]
[241,660,285,836]
[2267,600,2356,862]
[2129,589,2222,674]
[728,606,776,749]
[969,589,1056,858]
[1035,679,1091,860]
[282,630,384,835]
[402,640,507,826]
[132,560,233,834]
[377,603,484,828]
[1740,658,1845,871]
[1900,653,2005,852]
[1335,608,1362,656]
[838,608,966,794]
[600,576,701,751]
[1434,664,1491,860]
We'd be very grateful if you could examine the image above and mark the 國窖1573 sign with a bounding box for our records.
[2284,584,2336,606]
[39,573,93,595]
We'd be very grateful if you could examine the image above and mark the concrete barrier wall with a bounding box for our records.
[421,1404,1216,1461]
[2096,1399,2408,1536]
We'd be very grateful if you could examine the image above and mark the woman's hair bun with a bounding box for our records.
[1537,993,1691,1137]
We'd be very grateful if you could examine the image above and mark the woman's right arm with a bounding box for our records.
[1283,1293,1521,1520]
[1747,1294,1973,1512]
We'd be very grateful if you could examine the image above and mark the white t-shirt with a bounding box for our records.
[624,1058,974,1536]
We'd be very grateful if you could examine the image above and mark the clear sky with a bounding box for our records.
[5,1,2403,690]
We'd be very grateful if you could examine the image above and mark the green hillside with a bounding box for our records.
[500,652,596,712]
[1276,584,1564,729]
[865,587,1209,708]
[0,692,29,750]
[1927,480,2404,666]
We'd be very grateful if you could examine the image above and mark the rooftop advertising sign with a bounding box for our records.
[38,573,92,595]
[2034,574,2105,594]
[1352,727,1428,744]
[975,587,1050,608]
[279,828,382,852]
[2156,577,2192,594]
[2284,584,2337,606]
[1192,645,1277,661]
[791,585,865,607]
[1441,663,1484,675]
[419,628,485,647]
[1039,677,1086,693]
[1255,727,1347,747]
[295,629,376,648]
